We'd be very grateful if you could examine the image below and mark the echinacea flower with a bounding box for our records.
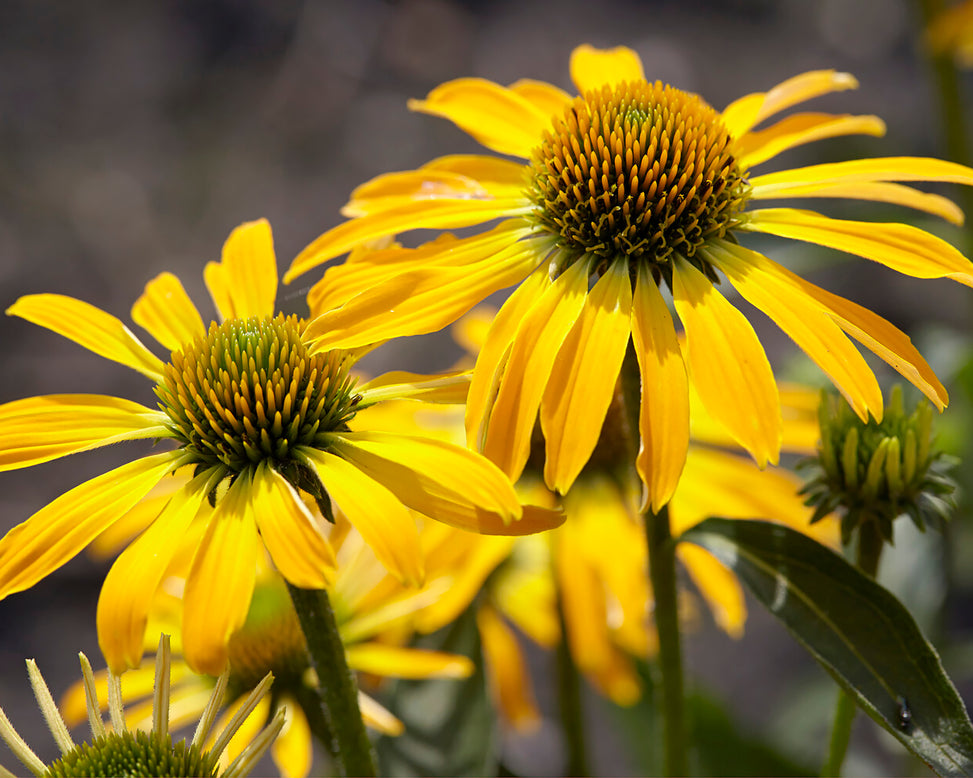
[0,219,561,677]
[286,44,973,510]
[0,634,282,778]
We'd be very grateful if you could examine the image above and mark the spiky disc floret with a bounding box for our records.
[527,80,751,274]
[157,314,360,475]
[45,731,219,778]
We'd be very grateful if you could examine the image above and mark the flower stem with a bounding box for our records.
[556,597,590,777]
[820,520,884,776]
[286,583,377,777]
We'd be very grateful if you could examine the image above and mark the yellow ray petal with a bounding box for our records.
[304,236,544,351]
[556,524,611,671]
[203,219,278,321]
[672,257,781,467]
[749,156,973,192]
[97,479,209,673]
[303,448,424,586]
[423,154,529,189]
[482,258,590,481]
[0,394,168,472]
[358,693,404,736]
[218,692,272,774]
[509,78,573,117]
[569,44,645,94]
[750,180,965,225]
[345,644,473,679]
[131,272,206,352]
[287,198,529,283]
[358,370,470,405]
[7,294,164,381]
[251,462,336,589]
[477,604,541,732]
[737,112,886,170]
[744,207,973,286]
[676,543,746,638]
[272,700,312,778]
[705,241,883,421]
[182,475,259,676]
[0,452,178,599]
[541,258,632,494]
[632,265,690,512]
[408,78,552,158]
[722,70,859,138]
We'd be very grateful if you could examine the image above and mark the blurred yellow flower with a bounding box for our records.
[927,0,973,65]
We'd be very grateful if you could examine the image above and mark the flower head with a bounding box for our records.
[287,45,973,510]
[0,219,562,677]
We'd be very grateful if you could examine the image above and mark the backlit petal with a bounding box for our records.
[676,544,746,638]
[737,112,885,169]
[632,265,690,512]
[541,258,632,494]
[251,462,336,589]
[131,272,206,351]
[272,700,312,778]
[7,294,164,381]
[203,219,278,321]
[344,644,473,679]
[0,394,168,472]
[509,78,573,117]
[477,604,541,732]
[358,370,470,405]
[408,78,552,157]
[672,257,781,467]
[0,452,178,599]
[570,44,645,94]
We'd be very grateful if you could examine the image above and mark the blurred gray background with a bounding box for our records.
[1,0,972,775]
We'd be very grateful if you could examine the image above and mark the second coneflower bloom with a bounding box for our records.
[287,44,973,508]
[0,219,560,677]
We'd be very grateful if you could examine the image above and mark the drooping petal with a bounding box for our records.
[722,70,859,138]
[705,240,883,421]
[131,272,206,351]
[481,258,591,481]
[0,452,178,599]
[0,394,169,472]
[272,700,312,778]
[204,219,278,321]
[541,257,632,494]
[509,78,573,117]
[631,265,690,512]
[7,294,164,381]
[672,257,781,467]
[344,644,473,679]
[737,112,886,170]
[97,478,209,673]
[358,370,470,405]
[302,448,424,586]
[182,474,260,676]
[250,462,336,589]
[569,44,645,94]
[743,208,973,286]
[407,78,553,158]
[477,604,541,732]
[676,543,746,638]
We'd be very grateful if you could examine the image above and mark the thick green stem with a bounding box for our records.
[556,598,590,777]
[820,521,885,776]
[286,583,377,777]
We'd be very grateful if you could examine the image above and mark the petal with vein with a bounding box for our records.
[737,112,885,170]
[204,219,278,321]
[303,449,424,586]
[7,294,164,381]
[744,207,973,286]
[344,644,473,679]
[251,462,336,589]
[408,78,552,158]
[672,257,781,467]
[0,452,178,599]
[0,394,168,472]
[569,44,645,94]
[131,272,206,351]
[359,370,470,405]
[631,265,690,512]
[541,258,632,494]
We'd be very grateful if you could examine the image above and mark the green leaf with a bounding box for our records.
[680,518,973,777]
[374,604,496,777]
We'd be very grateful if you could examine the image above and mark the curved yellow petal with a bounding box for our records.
[706,241,883,422]
[251,462,336,589]
[632,265,690,512]
[482,257,590,481]
[722,70,859,138]
[97,480,209,673]
[303,448,424,586]
[744,207,973,286]
[0,394,168,472]
[132,272,206,351]
[203,219,278,321]
[7,294,164,381]
[676,543,746,638]
[509,78,573,117]
[182,474,260,676]
[358,693,404,736]
[737,112,886,170]
[477,604,541,732]
[541,258,632,494]
[672,257,781,467]
[556,522,612,673]
[345,644,473,679]
[749,156,973,194]
[359,370,470,405]
[408,78,552,157]
[272,700,312,778]
[423,155,529,190]
[569,44,645,94]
